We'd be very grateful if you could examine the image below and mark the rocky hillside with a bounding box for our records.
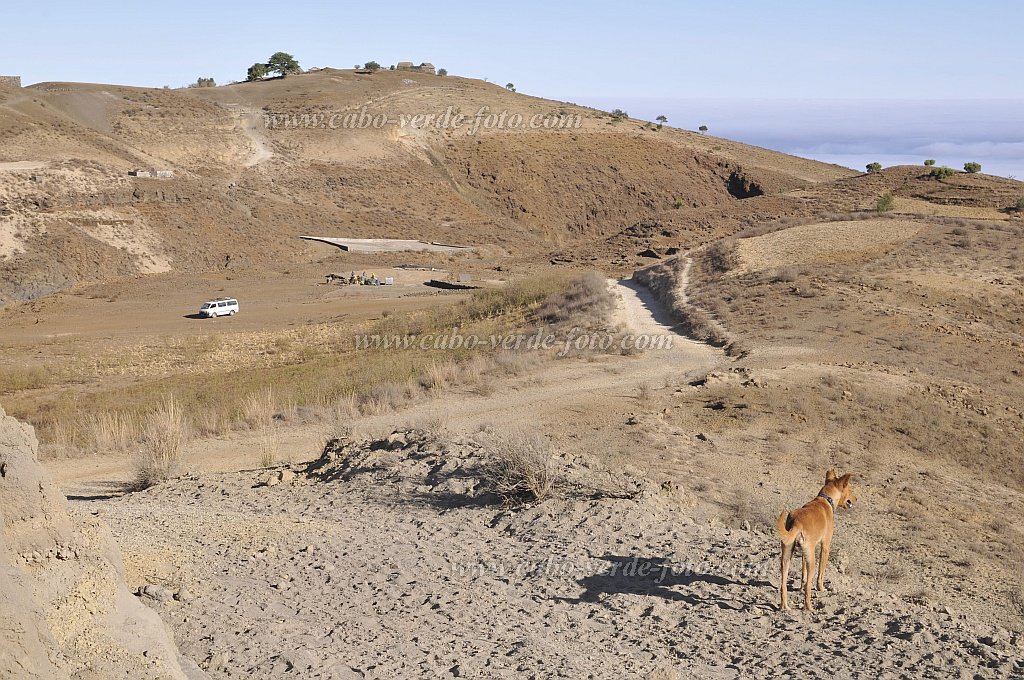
[0,70,854,302]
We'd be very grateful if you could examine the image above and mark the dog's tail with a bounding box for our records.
[776,511,799,543]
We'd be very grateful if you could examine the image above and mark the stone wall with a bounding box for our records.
[0,75,22,88]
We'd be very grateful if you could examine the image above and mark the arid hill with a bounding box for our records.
[1,69,857,302]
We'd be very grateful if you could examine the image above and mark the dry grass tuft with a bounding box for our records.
[240,387,277,429]
[133,396,190,489]
[483,431,557,503]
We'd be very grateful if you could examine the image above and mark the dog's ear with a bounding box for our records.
[838,473,853,487]
[825,469,839,482]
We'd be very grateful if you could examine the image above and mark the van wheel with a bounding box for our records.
[229,310,236,316]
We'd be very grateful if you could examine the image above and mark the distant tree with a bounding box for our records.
[505,82,516,92]
[246,63,268,82]
[267,52,300,77]
[866,162,882,173]
[610,108,628,119]
[389,65,396,70]
[188,77,216,88]
[364,61,381,71]
[438,68,448,76]
[931,166,955,179]
[698,124,708,133]
[924,159,936,166]
[964,161,982,173]
[656,115,667,130]
[876,192,895,212]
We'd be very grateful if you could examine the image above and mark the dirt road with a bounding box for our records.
[51,278,724,496]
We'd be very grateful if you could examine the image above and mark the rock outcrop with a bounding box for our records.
[0,404,206,679]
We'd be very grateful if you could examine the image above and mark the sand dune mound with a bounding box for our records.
[0,405,206,679]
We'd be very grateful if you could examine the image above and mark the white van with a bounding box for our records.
[199,298,239,318]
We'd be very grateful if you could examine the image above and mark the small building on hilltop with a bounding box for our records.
[0,75,22,88]
[396,62,436,75]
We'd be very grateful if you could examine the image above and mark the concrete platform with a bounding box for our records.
[300,236,470,253]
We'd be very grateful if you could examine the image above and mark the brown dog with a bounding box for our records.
[776,469,857,610]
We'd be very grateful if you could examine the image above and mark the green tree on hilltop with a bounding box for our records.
[267,52,301,77]
[246,63,268,82]
[866,162,882,173]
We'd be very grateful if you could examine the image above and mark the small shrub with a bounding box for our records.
[483,432,556,503]
[1014,197,1024,212]
[964,162,982,174]
[133,397,189,488]
[924,159,936,166]
[438,68,447,76]
[636,382,652,403]
[876,192,895,212]
[931,166,955,180]
[672,198,684,209]
[610,108,628,119]
[866,162,882,173]
[707,239,739,273]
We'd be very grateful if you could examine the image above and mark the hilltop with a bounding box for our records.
[1,68,859,302]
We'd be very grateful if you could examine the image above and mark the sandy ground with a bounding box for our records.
[50,275,1024,678]
[0,261,464,351]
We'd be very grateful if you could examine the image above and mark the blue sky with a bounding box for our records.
[3,1,1022,175]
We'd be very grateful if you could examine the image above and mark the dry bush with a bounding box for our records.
[483,431,557,503]
[133,397,190,489]
[493,351,536,376]
[536,271,616,327]
[240,387,277,428]
[419,360,460,392]
[707,238,739,273]
[636,382,652,403]
[0,365,54,394]
[359,381,410,415]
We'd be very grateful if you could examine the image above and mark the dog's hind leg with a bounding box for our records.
[817,539,830,592]
[779,541,794,610]
[803,548,816,610]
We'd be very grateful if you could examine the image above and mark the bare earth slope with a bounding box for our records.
[0,70,853,302]
[0,405,207,679]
